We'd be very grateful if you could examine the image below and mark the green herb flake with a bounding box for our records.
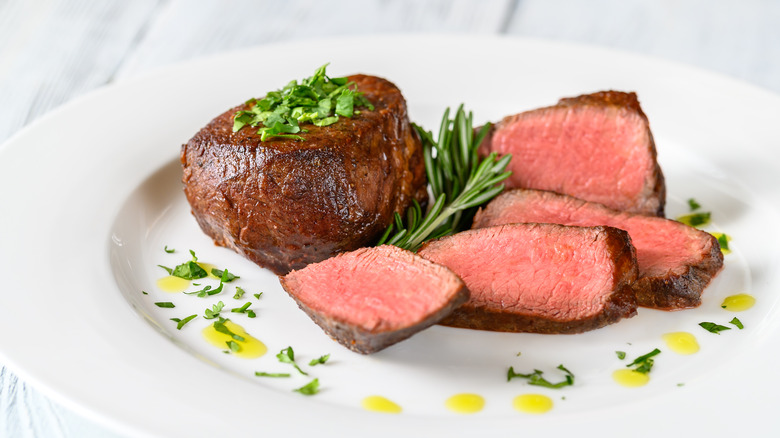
[170,314,197,330]
[308,354,331,366]
[226,340,241,352]
[253,292,263,300]
[729,317,744,329]
[234,286,246,299]
[231,302,256,318]
[211,268,239,282]
[710,232,732,254]
[626,348,661,374]
[204,301,225,319]
[699,321,732,334]
[142,290,148,295]
[687,198,701,211]
[213,318,245,342]
[154,302,175,308]
[507,364,574,389]
[616,351,626,360]
[277,346,308,376]
[255,371,291,378]
[164,245,176,253]
[293,378,320,396]
[232,64,373,142]
[676,212,711,228]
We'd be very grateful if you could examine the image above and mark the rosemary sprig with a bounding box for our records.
[377,105,512,251]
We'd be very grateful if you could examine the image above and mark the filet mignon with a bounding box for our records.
[480,91,665,216]
[279,245,469,354]
[417,223,638,334]
[181,75,427,275]
[472,189,724,310]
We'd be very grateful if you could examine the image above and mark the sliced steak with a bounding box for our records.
[181,75,427,275]
[417,223,638,334]
[481,91,665,216]
[280,245,469,354]
[473,189,724,310]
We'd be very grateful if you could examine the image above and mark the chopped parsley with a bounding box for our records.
[158,250,208,280]
[730,317,744,329]
[204,301,225,319]
[164,245,176,253]
[255,371,291,378]
[253,292,263,300]
[616,351,627,360]
[711,232,732,254]
[277,346,308,376]
[626,349,661,374]
[308,354,331,366]
[233,286,246,299]
[213,318,245,342]
[232,64,374,142]
[293,378,320,395]
[699,321,731,334]
[676,212,711,227]
[154,302,175,308]
[210,268,238,282]
[170,314,197,330]
[226,340,241,352]
[507,364,574,388]
[231,302,256,318]
[687,198,701,211]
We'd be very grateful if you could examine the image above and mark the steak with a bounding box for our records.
[472,189,724,310]
[417,223,638,334]
[480,91,665,216]
[279,245,469,354]
[181,75,427,275]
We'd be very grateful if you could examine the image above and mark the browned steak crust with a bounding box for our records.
[181,75,427,275]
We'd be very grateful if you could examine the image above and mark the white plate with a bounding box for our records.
[2,35,780,437]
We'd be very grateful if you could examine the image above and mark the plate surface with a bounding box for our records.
[2,35,780,437]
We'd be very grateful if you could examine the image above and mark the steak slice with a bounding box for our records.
[481,91,665,216]
[472,189,724,310]
[181,75,427,275]
[417,223,638,334]
[279,245,469,354]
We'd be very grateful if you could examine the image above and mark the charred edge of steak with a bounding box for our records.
[633,236,724,310]
[428,225,638,334]
[280,280,469,354]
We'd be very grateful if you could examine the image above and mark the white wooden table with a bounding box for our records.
[1,0,778,436]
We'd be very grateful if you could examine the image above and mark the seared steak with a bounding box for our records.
[181,75,427,275]
[417,223,638,334]
[280,245,469,354]
[473,189,724,310]
[480,91,665,216]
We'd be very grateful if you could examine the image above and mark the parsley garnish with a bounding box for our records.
[253,292,263,300]
[687,198,701,211]
[730,317,744,329]
[204,301,225,319]
[170,314,197,330]
[626,348,661,374]
[308,354,331,366]
[158,250,208,280]
[164,245,175,253]
[676,212,711,228]
[233,64,374,142]
[255,371,291,378]
[378,106,512,250]
[233,286,246,299]
[226,340,241,352]
[293,378,320,396]
[507,364,574,388]
[154,302,175,308]
[213,318,245,342]
[616,351,626,360]
[711,232,732,254]
[231,302,256,318]
[210,268,238,282]
[277,346,308,376]
[699,321,731,334]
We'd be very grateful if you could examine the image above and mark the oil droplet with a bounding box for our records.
[662,332,700,355]
[512,394,553,414]
[721,294,755,312]
[202,320,267,358]
[361,395,402,414]
[445,393,485,414]
[156,275,190,293]
[197,262,219,278]
[612,369,650,387]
